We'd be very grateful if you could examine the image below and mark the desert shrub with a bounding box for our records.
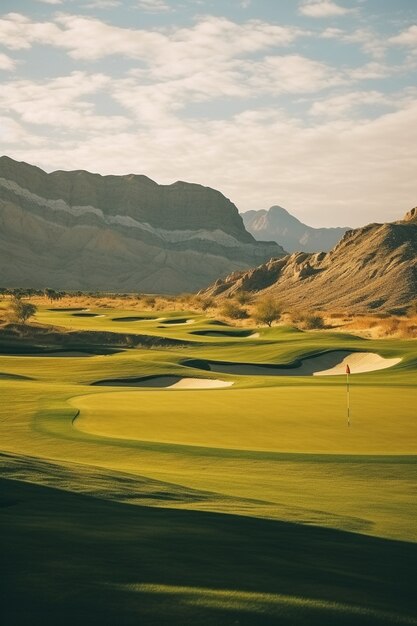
[234,289,252,305]
[303,313,325,330]
[143,296,156,308]
[9,297,37,324]
[378,317,400,336]
[220,301,248,320]
[191,296,213,311]
[253,296,282,327]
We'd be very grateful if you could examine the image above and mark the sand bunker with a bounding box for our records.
[206,351,401,377]
[93,375,232,389]
[112,316,154,322]
[71,312,103,317]
[192,329,254,338]
[161,319,195,326]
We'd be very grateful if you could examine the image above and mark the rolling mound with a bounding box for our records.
[203,208,417,312]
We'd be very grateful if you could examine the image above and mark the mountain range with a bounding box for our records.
[0,156,283,293]
[242,206,350,252]
[203,208,417,313]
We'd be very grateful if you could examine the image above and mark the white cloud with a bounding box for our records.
[36,0,62,4]
[389,25,417,48]
[0,72,130,131]
[0,53,17,71]
[0,13,304,62]
[85,1,121,8]
[249,54,345,94]
[8,100,417,227]
[320,26,387,59]
[299,1,353,18]
[137,0,171,12]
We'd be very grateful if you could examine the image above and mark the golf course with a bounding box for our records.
[1,304,417,625]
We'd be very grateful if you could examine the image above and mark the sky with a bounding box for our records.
[0,0,416,227]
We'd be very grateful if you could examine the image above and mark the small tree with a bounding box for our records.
[253,296,282,327]
[234,289,252,305]
[9,298,37,324]
[221,300,248,320]
[44,288,61,303]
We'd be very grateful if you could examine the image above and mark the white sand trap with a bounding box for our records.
[313,352,401,376]
[96,376,233,389]
[247,332,260,339]
[208,351,401,377]
[163,319,195,326]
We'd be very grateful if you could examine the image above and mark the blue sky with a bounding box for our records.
[0,0,416,226]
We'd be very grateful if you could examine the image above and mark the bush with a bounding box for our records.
[9,298,37,324]
[220,301,248,320]
[143,296,156,308]
[303,314,325,330]
[234,290,252,305]
[253,296,282,327]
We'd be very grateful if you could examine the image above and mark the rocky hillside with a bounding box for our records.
[0,156,284,293]
[203,210,417,312]
[242,205,350,252]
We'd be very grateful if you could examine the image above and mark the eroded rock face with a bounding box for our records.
[202,211,417,312]
[403,207,417,223]
[0,156,285,293]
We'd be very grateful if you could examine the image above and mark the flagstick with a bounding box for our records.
[346,368,350,427]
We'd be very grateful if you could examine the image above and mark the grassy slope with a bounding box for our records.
[1,305,417,624]
[2,478,417,626]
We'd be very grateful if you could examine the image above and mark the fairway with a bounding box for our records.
[1,305,417,625]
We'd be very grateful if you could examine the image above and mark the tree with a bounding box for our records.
[9,298,37,324]
[44,288,61,303]
[220,300,248,320]
[253,296,282,327]
[234,289,252,305]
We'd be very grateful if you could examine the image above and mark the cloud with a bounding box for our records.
[0,53,17,71]
[0,71,130,131]
[299,1,353,18]
[308,90,400,118]
[8,99,417,227]
[249,54,345,94]
[36,0,63,4]
[320,26,387,59]
[85,1,122,8]
[137,0,171,12]
[389,25,417,49]
[0,13,304,62]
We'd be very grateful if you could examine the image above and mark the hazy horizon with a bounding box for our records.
[0,0,416,228]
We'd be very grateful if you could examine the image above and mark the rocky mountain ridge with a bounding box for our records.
[0,156,284,293]
[203,210,417,312]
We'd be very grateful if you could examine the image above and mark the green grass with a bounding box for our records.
[1,305,417,624]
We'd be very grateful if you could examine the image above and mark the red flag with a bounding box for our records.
[346,364,351,375]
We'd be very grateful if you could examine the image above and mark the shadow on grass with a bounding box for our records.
[1,478,416,626]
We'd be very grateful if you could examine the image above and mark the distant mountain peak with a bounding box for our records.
[242,205,350,253]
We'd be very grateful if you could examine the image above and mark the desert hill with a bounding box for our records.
[0,156,284,293]
[242,205,350,252]
[203,210,417,312]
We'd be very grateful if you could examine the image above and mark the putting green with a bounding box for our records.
[73,385,417,455]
